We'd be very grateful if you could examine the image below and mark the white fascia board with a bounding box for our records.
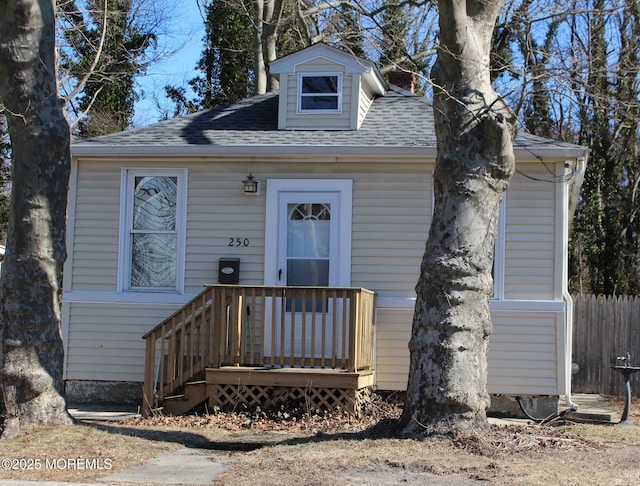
[513,146,588,159]
[270,44,375,75]
[72,144,587,164]
[72,144,438,158]
[73,142,586,159]
[364,70,388,96]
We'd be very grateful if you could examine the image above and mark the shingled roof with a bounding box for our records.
[72,86,587,159]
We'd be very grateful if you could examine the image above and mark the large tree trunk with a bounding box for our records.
[0,0,73,439]
[400,0,515,438]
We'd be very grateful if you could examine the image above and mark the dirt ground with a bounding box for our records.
[0,396,639,485]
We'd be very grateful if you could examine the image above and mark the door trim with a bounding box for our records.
[264,179,353,286]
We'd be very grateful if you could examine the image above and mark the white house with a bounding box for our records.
[63,44,587,413]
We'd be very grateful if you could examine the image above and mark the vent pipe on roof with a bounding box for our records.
[387,71,416,93]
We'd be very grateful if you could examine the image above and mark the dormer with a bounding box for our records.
[269,44,387,131]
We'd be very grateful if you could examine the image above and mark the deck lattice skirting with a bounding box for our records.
[203,367,375,415]
[207,383,373,415]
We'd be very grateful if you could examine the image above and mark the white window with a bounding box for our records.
[286,203,332,287]
[119,169,187,292]
[298,73,342,112]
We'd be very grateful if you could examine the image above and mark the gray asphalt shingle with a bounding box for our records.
[74,86,584,155]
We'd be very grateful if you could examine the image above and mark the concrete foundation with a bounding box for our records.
[64,380,560,420]
[65,380,142,405]
[489,394,559,419]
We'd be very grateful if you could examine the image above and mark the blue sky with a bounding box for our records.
[134,1,206,126]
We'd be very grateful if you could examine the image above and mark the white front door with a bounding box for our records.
[264,179,353,359]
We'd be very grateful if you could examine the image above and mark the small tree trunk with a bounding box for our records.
[0,0,73,439]
[253,0,268,94]
[255,0,284,93]
[400,0,515,438]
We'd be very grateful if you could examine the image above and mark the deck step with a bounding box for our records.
[162,381,207,416]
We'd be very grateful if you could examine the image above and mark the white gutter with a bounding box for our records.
[71,143,589,160]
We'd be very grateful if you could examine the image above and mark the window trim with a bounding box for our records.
[118,168,188,293]
[297,72,343,114]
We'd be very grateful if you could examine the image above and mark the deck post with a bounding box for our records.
[211,286,223,367]
[348,289,359,372]
[142,331,156,417]
[167,316,177,393]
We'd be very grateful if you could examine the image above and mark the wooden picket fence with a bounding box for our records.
[572,294,640,396]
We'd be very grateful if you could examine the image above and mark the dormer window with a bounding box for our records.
[298,73,342,113]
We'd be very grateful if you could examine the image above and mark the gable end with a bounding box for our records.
[271,45,385,131]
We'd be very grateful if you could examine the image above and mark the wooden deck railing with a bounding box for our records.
[142,285,375,416]
[142,286,214,416]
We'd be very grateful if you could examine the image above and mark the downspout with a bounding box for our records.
[563,156,587,412]
[563,291,579,411]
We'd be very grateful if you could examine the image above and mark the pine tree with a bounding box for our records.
[570,0,637,295]
[191,0,255,109]
[60,0,157,137]
[380,0,410,68]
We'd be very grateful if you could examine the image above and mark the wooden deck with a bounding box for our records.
[163,366,375,416]
[142,285,376,417]
[207,366,375,389]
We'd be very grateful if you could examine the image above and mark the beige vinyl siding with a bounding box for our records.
[69,159,434,299]
[66,159,436,384]
[65,156,568,396]
[488,311,562,395]
[64,302,182,382]
[283,58,352,130]
[351,171,430,297]
[70,161,121,291]
[70,160,268,295]
[375,307,563,394]
[184,164,267,292]
[375,308,412,390]
[504,167,557,300]
[184,161,431,297]
[357,79,375,127]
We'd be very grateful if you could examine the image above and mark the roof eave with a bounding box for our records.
[72,143,588,160]
[513,146,589,160]
[71,144,438,158]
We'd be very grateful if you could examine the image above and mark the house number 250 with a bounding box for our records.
[228,237,250,247]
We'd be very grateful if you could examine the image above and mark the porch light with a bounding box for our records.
[242,174,259,195]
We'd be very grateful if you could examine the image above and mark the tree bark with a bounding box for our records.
[253,0,285,94]
[0,0,73,439]
[253,0,268,94]
[400,0,515,438]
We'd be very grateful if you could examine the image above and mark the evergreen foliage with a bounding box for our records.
[191,0,255,109]
[566,1,640,295]
[59,0,157,137]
